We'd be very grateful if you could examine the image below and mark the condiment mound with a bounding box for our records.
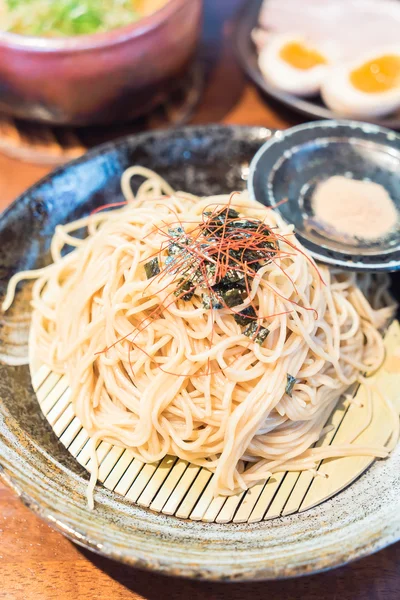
[311,176,399,244]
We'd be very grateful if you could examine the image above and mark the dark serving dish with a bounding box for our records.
[249,120,400,271]
[0,125,399,581]
[0,0,202,126]
[232,0,400,130]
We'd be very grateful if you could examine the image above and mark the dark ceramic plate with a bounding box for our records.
[0,125,399,581]
[232,0,400,130]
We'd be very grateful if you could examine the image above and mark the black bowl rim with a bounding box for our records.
[248,119,400,272]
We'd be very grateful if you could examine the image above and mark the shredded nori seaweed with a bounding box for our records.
[174,279,195,301]
[219,287,245,308]
[234,305,257,326]
[168,242,180,256]
[243,321,269,345]
[218,268,246,286]
[144,257,160,279]
[204,208,240,234]
[202,292,223,310]
[168,226,184,237]
[286,374,297,397]
[166,210,278,318]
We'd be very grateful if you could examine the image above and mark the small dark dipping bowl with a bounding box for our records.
[249,120,400,272]
[0,0,202,126]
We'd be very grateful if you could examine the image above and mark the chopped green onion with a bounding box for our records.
[3,0,142,36]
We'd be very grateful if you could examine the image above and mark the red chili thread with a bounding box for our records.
[95,200,318,376]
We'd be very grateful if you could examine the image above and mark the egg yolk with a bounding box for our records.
[350,55,400,93]
[279,42,327,70]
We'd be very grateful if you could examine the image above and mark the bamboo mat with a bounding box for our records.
[30,321,400,523]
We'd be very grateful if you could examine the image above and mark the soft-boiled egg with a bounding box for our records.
[258,34,335,96]
[321,48,400,118]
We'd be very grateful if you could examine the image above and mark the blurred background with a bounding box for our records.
[1,0,399,190]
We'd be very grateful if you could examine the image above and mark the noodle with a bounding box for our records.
[3,167,398,505]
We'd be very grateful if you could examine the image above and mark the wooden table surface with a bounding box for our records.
[0,1,399,599]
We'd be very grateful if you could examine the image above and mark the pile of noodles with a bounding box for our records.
[3,167,398,507]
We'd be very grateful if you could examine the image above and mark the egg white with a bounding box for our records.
[321,47,400,118]
[258,34,335,97]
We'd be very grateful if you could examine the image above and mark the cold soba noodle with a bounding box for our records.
[3,167,397,507]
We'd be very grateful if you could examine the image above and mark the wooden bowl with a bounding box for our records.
[0,0,202,126]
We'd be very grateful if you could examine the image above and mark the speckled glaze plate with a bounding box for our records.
[233,0,400,130]
[0,125,399,581]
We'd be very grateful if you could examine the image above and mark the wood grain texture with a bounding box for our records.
[0,0,399,598]
[0,482,399,600]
